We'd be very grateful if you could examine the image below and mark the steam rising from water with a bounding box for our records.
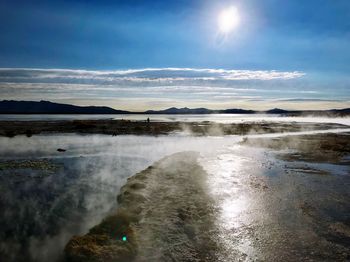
[0,134,234,261]
[0,125,349,261]
[0,114,350,126]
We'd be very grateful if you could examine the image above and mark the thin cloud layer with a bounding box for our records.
[0,68,348,111]
[0,68,305,84]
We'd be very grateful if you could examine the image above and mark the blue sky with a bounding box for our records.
[0,0,349,110]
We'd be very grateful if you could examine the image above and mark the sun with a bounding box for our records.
[218,6,240,34]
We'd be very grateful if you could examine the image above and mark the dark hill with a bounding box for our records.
[145,107,213,114]
[0,100,129,114]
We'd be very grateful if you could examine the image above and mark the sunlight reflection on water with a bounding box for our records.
[200,144,270,260]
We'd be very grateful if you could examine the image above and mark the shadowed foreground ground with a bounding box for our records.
[65,152,220,262]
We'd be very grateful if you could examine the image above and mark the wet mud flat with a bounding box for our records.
[0,119,347,137]
[243,132,350,164]
[240,132,350,260]
[65,152,220,262]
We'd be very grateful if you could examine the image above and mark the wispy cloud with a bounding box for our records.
[0,67,348,110]
[0,67,305,84]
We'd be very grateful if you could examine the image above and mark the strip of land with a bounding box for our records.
[65,152,220,262]
[0,119,348,137]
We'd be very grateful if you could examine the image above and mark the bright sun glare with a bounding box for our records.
[218,6,240,34]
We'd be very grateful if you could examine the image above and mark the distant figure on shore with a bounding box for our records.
[147,118,150,123]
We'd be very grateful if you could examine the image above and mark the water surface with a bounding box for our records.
[1,114,349,126]
[0,128,349,261]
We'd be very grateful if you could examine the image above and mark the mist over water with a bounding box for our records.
[0,134,234,261]
[0,121,349,261]
[1,114,350,126]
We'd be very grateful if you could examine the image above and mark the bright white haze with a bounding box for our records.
[218,6,240,33]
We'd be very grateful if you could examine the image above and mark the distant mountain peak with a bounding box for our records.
[266,108,289,114]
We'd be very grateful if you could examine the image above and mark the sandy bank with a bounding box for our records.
[65,151,219,262]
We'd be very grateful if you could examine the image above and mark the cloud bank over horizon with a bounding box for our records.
[0,67,349,111]
[0,67,305,82]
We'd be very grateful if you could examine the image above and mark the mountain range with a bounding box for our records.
[0,100,349,116]
[0,100,129,114]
